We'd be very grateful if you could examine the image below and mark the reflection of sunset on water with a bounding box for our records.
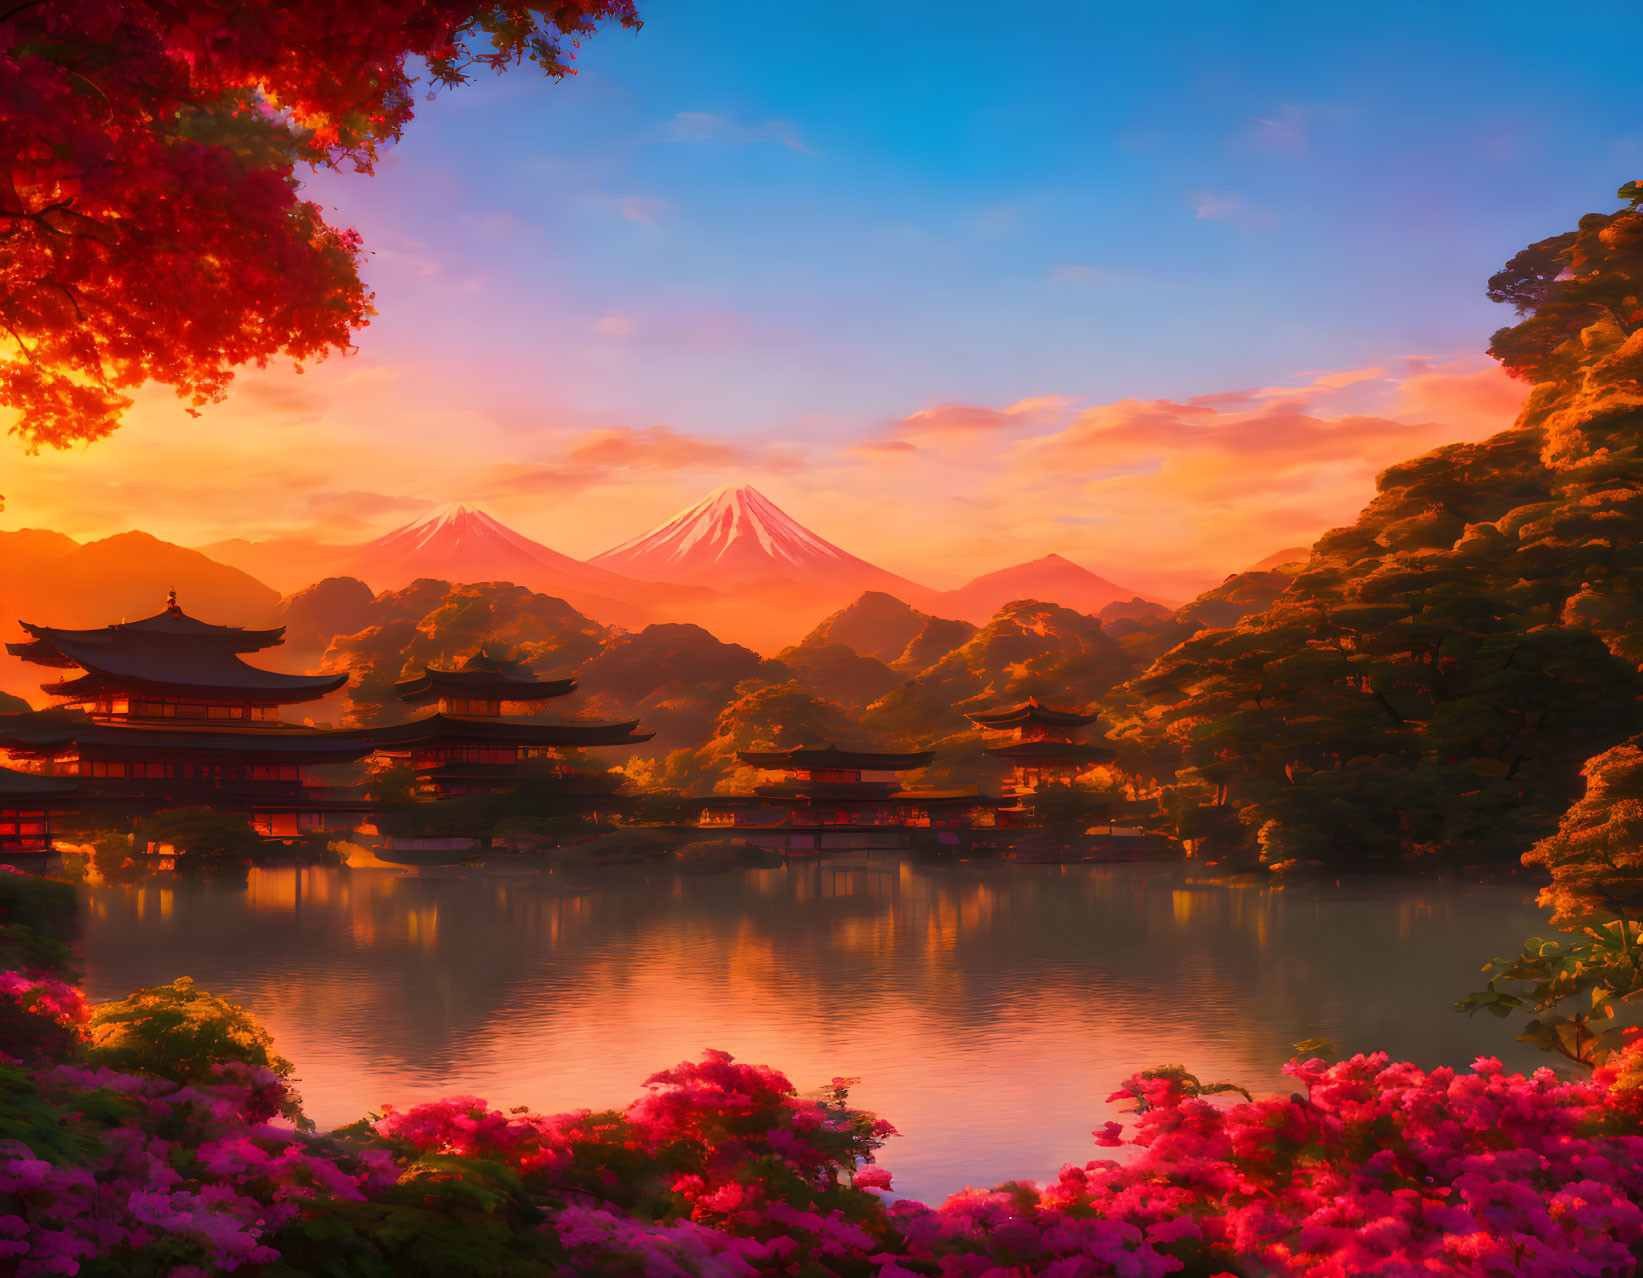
[77,860,1546,1203]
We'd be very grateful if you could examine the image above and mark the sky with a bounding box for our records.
[5,0,1642,596]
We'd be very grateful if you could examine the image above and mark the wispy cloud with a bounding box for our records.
[594,313,636,338]
[1188,191,1274,232]
[663,111,814,154]
[567,424,745,471]
[1248,103,1309,156]
[884,395,1075,444]
[468,463,598,501]
[619,196,667,225]
[1050,264,1103,286]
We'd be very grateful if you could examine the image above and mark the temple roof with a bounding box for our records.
[394,655,577,706]
[984,740,1115,762]
[0,765,75,798]
[966,700,1099,730]
[737,745,936,772]
[418,764,625,793]
[10,602,342,704]
[753,780,901,800]
[9,597,287,666]
[370,713,653,749]
[0,710,373,760]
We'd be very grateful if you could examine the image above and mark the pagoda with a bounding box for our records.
[369,654,653,802]
[967,699,1114,826]
[0,765,74,854]
[701,744,984,852]
[0,594,375,836]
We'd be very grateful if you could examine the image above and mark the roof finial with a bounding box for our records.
[165,588,180,616]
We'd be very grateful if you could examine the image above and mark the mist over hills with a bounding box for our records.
[0,496,1303,795]
[298,575,1249,797]
[201,483,1172,652]
[931,553,1161,624]
[0,482,1245,724]
[0,528,280,702]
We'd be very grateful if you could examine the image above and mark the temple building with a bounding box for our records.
[0,596,376,837]
[968,700,1115,827]
[700,744,986,852]
[0,765,74,855]
[369,654,653,806]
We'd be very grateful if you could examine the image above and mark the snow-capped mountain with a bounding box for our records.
[934,553,1160,624]
[590,484,931,596]
[324,503,717,630]
[345,503,629,592]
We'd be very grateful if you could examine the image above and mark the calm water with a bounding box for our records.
[69,858,1550,1203]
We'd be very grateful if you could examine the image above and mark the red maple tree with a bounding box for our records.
[0,1,639,451]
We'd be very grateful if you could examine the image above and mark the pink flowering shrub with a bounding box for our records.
[9,951,1643,1277]
[887,1050,1643,1278]
[357,1052,899,1271]
[2,1061,395,1277]
[0,969,89,1064]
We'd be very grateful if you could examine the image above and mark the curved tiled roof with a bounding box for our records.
[9,606,287,666]
[11,610,343,704]
[0,710,374,760]
[966,701,1098,730]
[394,656,577,706]
[984,740,1114,761]
[370,713,652,749]
[737,745,936,771]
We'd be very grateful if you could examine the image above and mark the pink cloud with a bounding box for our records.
[303,491,431,528]
[849,439,919,461]
[1395,359,1528,434]
[568,425,744,471]
[1022,397,1430,472]
[595,313,636,337]
[665,112,813,154]
[1248,104,1309,156]
[619,197,666,225]
[889,395,1075,440]
[468,463,598,500]
[1310,365,1387,389]
[1188,192,1275,232]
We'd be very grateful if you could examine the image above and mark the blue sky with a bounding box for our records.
[314,0,1643,434]
[8,0,1639,590]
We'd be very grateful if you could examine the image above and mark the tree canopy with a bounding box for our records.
[0,0,639,451]
[1107,183,1643,870]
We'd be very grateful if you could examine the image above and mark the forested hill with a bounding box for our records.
[1112,184,1643,870]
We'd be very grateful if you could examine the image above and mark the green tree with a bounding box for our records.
[86,977,306,1124]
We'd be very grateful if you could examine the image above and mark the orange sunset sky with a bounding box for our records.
[0,356,1525,599]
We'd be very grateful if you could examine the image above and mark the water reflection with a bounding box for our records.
[75,859,1547,1203]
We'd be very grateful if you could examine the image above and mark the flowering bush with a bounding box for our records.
[85,977,307,1126]
[6,885,1643,1278]
[2,1060,397,1277]
[0,969,88,1065]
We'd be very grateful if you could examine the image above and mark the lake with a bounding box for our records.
[68,857,1550,1204]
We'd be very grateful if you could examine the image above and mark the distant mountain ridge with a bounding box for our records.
[212,504,712,633]
[345,503,644,598]
[12,488,1184,667]
[0,528,281,701]
[933,552,1165,625]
